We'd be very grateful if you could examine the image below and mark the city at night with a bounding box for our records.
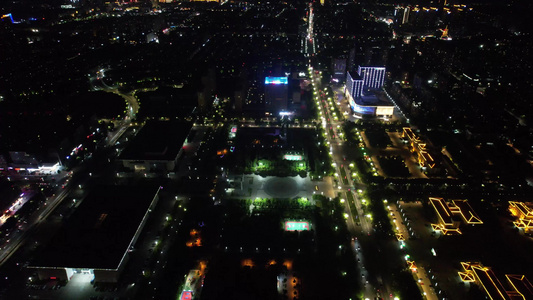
[1,0,532,299]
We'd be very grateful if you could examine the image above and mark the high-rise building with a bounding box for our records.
[234,89,244,113]
[264,77,289,114]
[358,66,386,90]
[348,47,356,73]
[345,71,364,98]
[331,58,347,82]
[198,69,216,111]
[233,67,248,113]
[402,6,410,24]
[394,6,411,24]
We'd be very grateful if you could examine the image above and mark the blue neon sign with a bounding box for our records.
[265,77,288,85]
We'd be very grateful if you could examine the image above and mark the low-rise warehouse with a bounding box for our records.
[28,185,160,283]
[118,120,193,172]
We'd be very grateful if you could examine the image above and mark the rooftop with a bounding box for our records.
[430,197,454,226]
[459,263,533,300]
[403,127,416,141]
[119,120,192,161]
[452,200,483,224]
[347,71,363,81]
[509,201,533,232]
[471,265,509,300]
[31,186,159,270]
[506,274,533,299]
[354,91,394,107]
[430,197,482,235]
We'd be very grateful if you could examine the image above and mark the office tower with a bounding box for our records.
[264,77,289,113]
[331,58,347,82]
[348,47,356,73]
[345,71,364,98]
[394,6,411,24]
[198,69,216,111]
[358,66,386,90]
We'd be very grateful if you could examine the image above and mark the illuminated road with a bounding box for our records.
[311,70,371,233]
[311,65,413,299]
[89,69,141,121]
[310,68,384,299]
[416,266,438,300]
[89,70,145,147]
[1,71,139,268]
[0,184,73,267]
[107,121,129,147]
[303,4,316,55]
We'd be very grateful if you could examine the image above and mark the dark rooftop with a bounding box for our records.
[347,71,363,81]
[119,120,192,161]
[136,87,197,119]
[31,186,159,270]
[355,90,394,107]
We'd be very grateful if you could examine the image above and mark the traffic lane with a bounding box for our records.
[387,204,409,240]
[342,194,359,233]
[350,191,371,234]
[415,266,438,300]
[324,80,399,299]
[352,239,376,299]
[0,182,74,267]
[314,69,375,296]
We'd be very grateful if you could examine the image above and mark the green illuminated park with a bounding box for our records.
[223,127,331,177]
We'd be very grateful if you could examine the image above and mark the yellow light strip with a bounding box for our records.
[453,200,483,224]
[505,275,526,300]
[459,271,476,282]
[472,266,509,300]
[430,197,454,225]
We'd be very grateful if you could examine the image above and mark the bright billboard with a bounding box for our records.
[265,77,288,85]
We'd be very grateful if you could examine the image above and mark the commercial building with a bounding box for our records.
[0,152,61,175]
[350,91,394,117]
[429,197,482,235]
[357,66,386,90]
[459,262,533,300]
[264,77,289,114]
[344,67,393,118]
[28,186,160,283]
[394,6,411,24]
[331,58,347,82]
[345,66,386,99]
[118,120,193,172]
[346,71,364,99]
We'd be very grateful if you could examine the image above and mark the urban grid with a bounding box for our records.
[0,0,532,299]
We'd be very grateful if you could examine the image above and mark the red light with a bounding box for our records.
[180,291,193,300]
[50,277,56,280]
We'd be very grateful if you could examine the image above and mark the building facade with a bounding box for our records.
[346,71,364,98]
[357,66,386,90]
